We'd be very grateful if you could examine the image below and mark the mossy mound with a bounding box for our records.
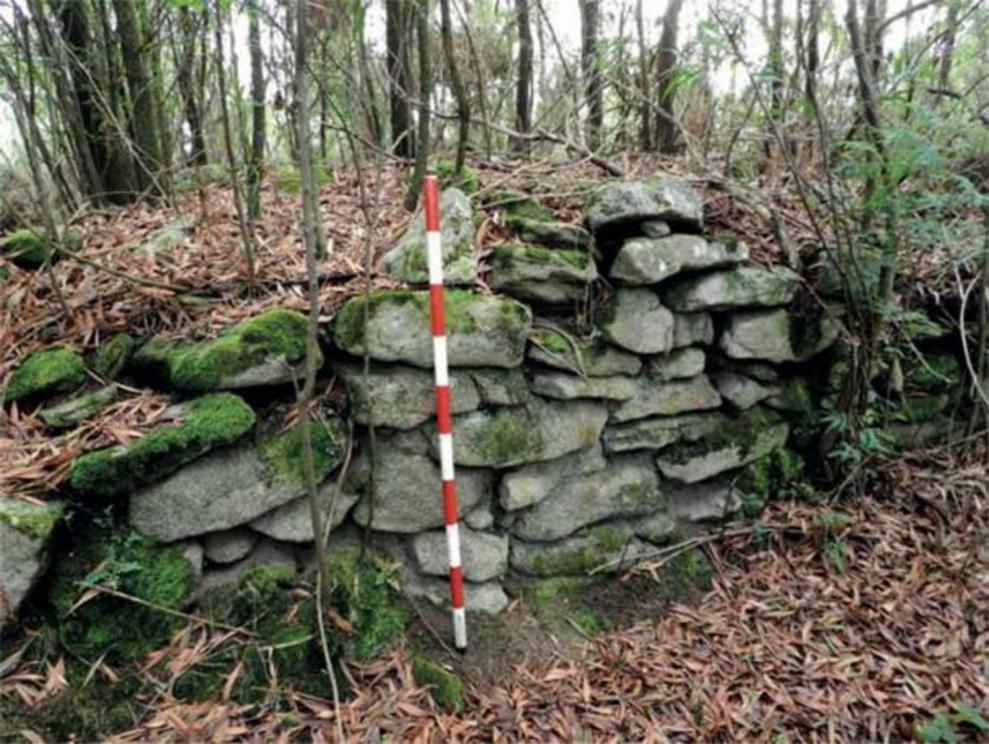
[0,229,55,269]
[412,656,466,711]
[435,160,479,194]
[129,309,315,392]
[94,333,137,380]
[49,530,196,663]
[69,392,256,499]
[4,346,87,406]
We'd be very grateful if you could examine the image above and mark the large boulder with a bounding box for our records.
[603,411,727,453]
[499,443,607,511]
[528,328,642,377]
[129,417,346,541]
[511,454,663,541]
[381,187,476,285]
[333,290,531,368]
[529,370,638,401]
[349,451,492,533]
[611,235,748,285]
[510,523,654,576]
[655,408,789,483]
[664,265,800,311]
[719,307,841,363]
[488,244,596,304]
[129,309,314,391]
[599,288,675,354]
[70,393,257,499]
[610,374,721,424]
[0,496,62,624]
[4,347,86,406]
[432,398,608,468]
[585,177,703,233]
[411,527,508,582]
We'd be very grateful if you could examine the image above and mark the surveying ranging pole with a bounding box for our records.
[423,174,468,651]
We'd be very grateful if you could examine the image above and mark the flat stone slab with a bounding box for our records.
[603,411,727,453]
[433,398,608,468]
[529,370,638,401]
[511,454,664,541]
[250,485,359,542]
[664,265,800,311]
[0,496,62,624]
[203,528,257,565]
[499,443,606,511]
[507,217,592,249]
[510,524,654,576]
[412,527,508,582]
[528,329,642,377]
[713,371,778,410]
[599,288,675,355]
[719,307,841,363]
[668,478,740,522]
[381,187,476,285]
[611,235,748,285]
[333,290,531,368]
[489,244,596,304]
[610,374,722,424]
[647,347,706,381]
[585,177,703,233]
[401,568,509,615]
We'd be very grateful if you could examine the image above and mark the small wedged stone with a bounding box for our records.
[585,177,703,233]
[0,495,62,625]
[250,485,359,542]
[611,235,748,285]
[673,312,714,348]
[599,288,675,354]
[333,290,532,369]
[336,362,481,429]
[640,220,671,238]
[464,503,495,530]
[381,187,476,285]
[510,525,654,576]
[528,329,642,377]
[603,411,727,453]
[489,244,597,304]
[610,374,721,424]
[655,410,789,484]
[412,527,508,582]
[129,308,314,391]
[668,478,740,522]
[401,566,508,614]
[349,451,492,533]
[499,443,606,511]
[204,528,257,565]
[433,398,608,468]
[529,370,638,401]
[469,367,530,406]
[713,371,778,410]
[720,307,841,363]
[511,454,663,541]
[634,512,677,544]
[646,348,706,381]
[664,265,800,311]
[40,385,118,429]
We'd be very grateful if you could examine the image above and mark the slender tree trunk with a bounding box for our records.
[404,0,432,211]
[513,0,533,155]
[765,0,785,162]
[635,0,651,151]
[455,0,493,160]
[386,0,415,158]
[804,0,820,159]
[655,0,685,153]
[439,0,470,171]
[579,0,603,150]
[247,0,265,219]
[934,3,959,108]
[176,6,207,165]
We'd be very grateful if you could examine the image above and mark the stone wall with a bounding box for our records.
[2,176,967,623]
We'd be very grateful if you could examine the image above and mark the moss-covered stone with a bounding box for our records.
[412,656,466,711]
[4,347,87,406]
[129,309,314,392]
[49,530,196,663]
[40,385,118,429]
[258,417,347,488]
[0,497,61,541]
[892,393,951,423]
[487,189,556,223]
[907,353,961,394]
[435,160,479,194]
[0,229,53,269]
[69,393,256,498]
[94,333,137,380]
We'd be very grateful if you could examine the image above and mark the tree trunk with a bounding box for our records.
[386,0,415,158]
[765,0,785,162]
[655,0,684,154]
[513,0,533,155]
[579,0,603,151]
[247,0,265,219]
[440,0,470,171]
[176,6,207,165]
[404,0,432,211]
[635,0,651,151]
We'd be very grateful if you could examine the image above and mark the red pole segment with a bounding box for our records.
[424,175,467,651]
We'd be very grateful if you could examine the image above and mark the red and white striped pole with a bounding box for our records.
[424,174,468,651]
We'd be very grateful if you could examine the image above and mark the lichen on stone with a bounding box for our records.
[69,392,256,498]
[4,346,87,406]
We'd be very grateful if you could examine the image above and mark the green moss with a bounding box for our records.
[274,164,333,194]
[492,243,589,271]
[523,576,587,608]
[94,333,137,380]
[662,548,713,594]
[4,346,87,405]
[772,378,815,413]
[435,160,479,194]
[0,498,62,540]
[737,447,810,517]
[412,656,466,711]
[129,309,313,392]
[893,393,950,423]
[328,549,408,661]
[0,228,52,269]
[907,353,960,394]
[50,530,196,663]
[0,265,9,281]
[259,416,347,487]
[41,385,117,429]
[69,392,256,498]
[473,407,544,467]
[488,190,555,223]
